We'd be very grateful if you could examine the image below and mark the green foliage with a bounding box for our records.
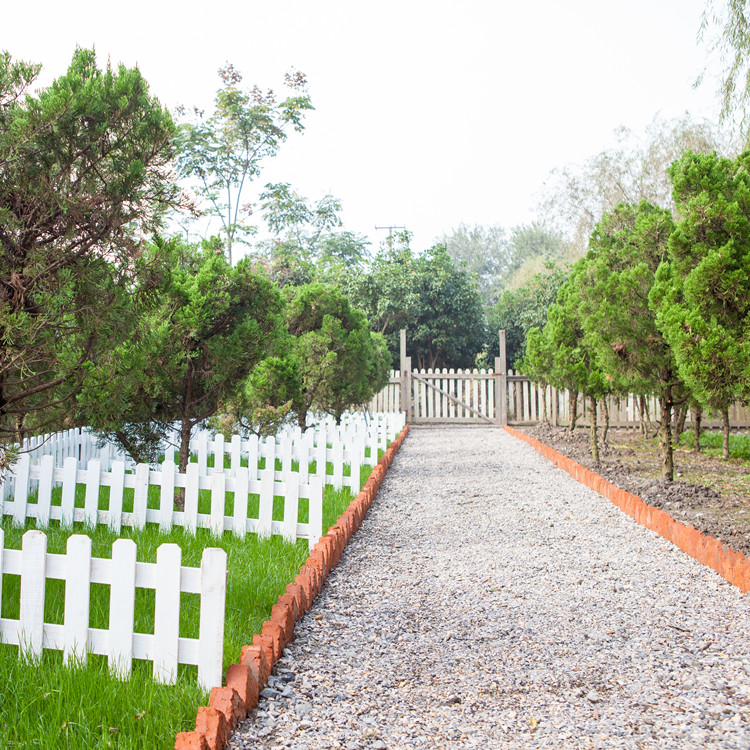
[519,325,555,387]
[486,264,567,367]
[441,222,570,308]
[580,201,679,395]
[234,355,303,437]
[79,237,285,469]
[285,283,391,425]
[346,239,485,369]
[175,66,313,263]
[528,273,609,400]
[678,429,750,461]
[254,183,371,287]
[0,48,177,463]
[654,150,750,415]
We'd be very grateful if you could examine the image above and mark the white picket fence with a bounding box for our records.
[0,528,226,690]
[18,412,404,475]
[2,412,407,550]
[181,431,367,492]
[4,455,324,550]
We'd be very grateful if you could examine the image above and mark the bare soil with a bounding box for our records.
[517,423,750,558]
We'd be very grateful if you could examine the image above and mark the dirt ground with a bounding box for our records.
[517,423,750,558]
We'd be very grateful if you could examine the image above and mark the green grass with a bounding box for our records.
[0,458,379,749]
[678,429,750,461]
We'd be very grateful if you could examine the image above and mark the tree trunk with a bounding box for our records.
[175,417,193,510]
[722,406,730,460]
[672,403,688,443]
[589,395,599,466]
[178,418,192,474]
[298,409,309,432]
[601,398,609,447]
[691,405,702,453]
[541,386,548,424]
[115,430,147,465]
[659,391,674,481]
[569,389,578,431]
[13,414,25,445]
[638,394,647,435]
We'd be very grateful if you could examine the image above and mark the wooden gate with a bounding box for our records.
[398,330,508,425]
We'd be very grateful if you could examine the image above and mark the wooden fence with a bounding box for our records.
[368,369,501,423]
[0,529,225,690]
[369,368,750,428]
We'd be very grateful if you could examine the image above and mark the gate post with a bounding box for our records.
[400,329,412,423]
[494,329,508,425]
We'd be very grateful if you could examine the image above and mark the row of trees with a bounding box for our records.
[0,49,391,473]
[521,148,750,479]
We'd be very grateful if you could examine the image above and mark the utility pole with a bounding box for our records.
[375,224,406,251]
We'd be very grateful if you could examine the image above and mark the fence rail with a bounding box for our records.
[0,529,225,690]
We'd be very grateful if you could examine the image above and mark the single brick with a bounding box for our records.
[278,592,300,622]
[226,663,259,711]
[240,644,270,687]
[286,581,308,615]
[259,623,283,661]
[271,602,295,643]
[195,706,230,750]
[174,731,209,750]
[209,686,245,729]
[251,633,276,669]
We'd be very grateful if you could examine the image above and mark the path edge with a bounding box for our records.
[175,425,411,750]
[503,425,750,596]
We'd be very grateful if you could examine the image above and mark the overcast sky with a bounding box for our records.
[2,0,727,254]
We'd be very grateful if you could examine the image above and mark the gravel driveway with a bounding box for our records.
[228,426,750,750]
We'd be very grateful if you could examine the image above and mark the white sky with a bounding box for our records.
[2,0,727,254]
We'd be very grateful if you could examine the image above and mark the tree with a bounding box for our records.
[698,0,750,137]
[80,238,285,473]
[254,182,370,286]
[0,48,178,469]
[231,354,303,437]
[653,150,750,459]
[579,201,686,480]
[285,283,391,427]
[346,238,486,369]
[518,325,556,422]
[441,222,570,307]
[486,264,568,367]
[175,66,313,263]
[525,274,610,463]
[440,224,508,305]
[539,113,737,250]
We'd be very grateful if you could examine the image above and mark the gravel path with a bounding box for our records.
[228,426,750,750]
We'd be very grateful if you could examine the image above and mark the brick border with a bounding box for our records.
[175,425,410,750]
[503,425,750,595]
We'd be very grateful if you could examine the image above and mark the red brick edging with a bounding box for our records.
[503,425,750,596]
[175,425,410,750]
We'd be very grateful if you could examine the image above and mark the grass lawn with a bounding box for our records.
[0,455,379,749]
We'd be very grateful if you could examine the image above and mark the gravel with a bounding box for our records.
[227,426,750,749]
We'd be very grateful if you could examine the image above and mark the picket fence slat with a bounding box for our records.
[64,534,91,663]
[109,538,136,678]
